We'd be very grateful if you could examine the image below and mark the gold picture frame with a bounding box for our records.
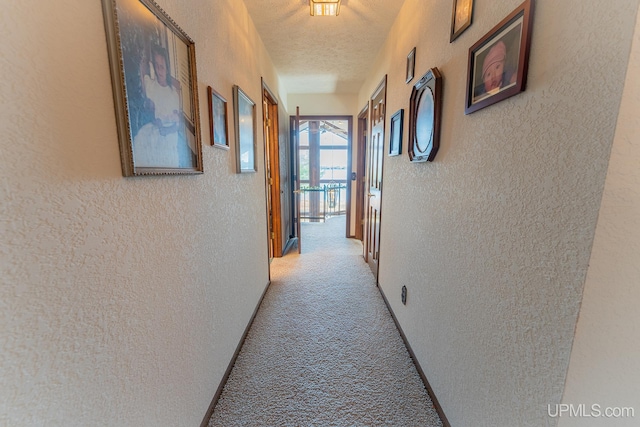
[101,0,203,176]
[450,0,474,42]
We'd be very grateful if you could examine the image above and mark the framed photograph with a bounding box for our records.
[233,85,257,173]
[389,109,404,156]
[207,86,229,150]
[465,0,534,114]
[406,47,416,84]
[408,68,443,163]
[450,0,474,42]
[101,0,203,176]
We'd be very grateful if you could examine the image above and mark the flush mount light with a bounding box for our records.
[310,0,341,16]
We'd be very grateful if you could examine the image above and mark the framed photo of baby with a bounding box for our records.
[101,0,203,176]
[465,0,534,115]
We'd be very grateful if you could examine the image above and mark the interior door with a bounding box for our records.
[293,107,302,253]
[355,104,369,242]
[364,76,386,279]
[263,97,275,260]
[262,84,282,258]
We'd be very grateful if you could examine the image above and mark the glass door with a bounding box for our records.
[298,119,349,222]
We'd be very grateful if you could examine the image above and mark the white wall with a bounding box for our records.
[0,0,280,425]
[558,6,640,427]
[287,93,358,116]
[357,0,640,425]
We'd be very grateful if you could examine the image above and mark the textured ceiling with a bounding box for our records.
[242,0,407,94]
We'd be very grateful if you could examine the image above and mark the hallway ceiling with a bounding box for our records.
[242,0,407,95]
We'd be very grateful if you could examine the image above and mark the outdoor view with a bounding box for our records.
[298,119,349,222]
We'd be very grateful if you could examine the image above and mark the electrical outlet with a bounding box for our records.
[401,286,407,305]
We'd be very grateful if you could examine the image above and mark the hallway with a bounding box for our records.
[207,216,443,426]
[4,0,640,425]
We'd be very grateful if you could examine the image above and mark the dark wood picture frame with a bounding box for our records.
[207,86,230,150]
[408,68,443,163]
[389,109,404,156]
[233,85,257,173]
[101,0,203,176]
[465,0,534,114]
[406,47,416,84]
[450,0,474,42]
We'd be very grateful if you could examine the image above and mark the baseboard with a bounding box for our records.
[377,285,451,427]
[200,280,272,427]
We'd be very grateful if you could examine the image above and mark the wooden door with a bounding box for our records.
[262,83,282,258]
[355,104,369,242]
[264,98,275,260]
[365,76,386,279]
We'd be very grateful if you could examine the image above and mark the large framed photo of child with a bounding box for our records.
[465,0,534,115]
[101,0,203,176]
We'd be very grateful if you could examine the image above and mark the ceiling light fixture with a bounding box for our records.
[310,0,341,16]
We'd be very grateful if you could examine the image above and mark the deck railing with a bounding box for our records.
[299,183,347,222]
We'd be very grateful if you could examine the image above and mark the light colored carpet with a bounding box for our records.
[208,216,443,427]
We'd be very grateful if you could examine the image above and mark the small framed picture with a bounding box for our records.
[207,86,229,149]
[408,68,443,163]
[389,109,404,156]
[450,0,474,42]
[233,85,257,173]
[465,0,534,114]
[101,0,203,176]
[406,47,416,84]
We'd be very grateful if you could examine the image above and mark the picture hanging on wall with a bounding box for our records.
[450,0,474,42]
[406,47,416,84]
[389,109,404,156]
[207,86,230,150]
[465,0,534,114]
[408,68,442,163]
[101,0,203,176]
[233,85,257,173]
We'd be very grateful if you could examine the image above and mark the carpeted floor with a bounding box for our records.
[207,216,443,427]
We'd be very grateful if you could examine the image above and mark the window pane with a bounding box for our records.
[299,148,309,181]
[319,148,347,181]
[299,121,309,147]
[319,120,348,146]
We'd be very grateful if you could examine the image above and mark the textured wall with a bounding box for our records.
[559,7,640,427]
[357,0,639,425]
[0,0,279,425]
[287,93,358,116]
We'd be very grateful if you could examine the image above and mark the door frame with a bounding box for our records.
[355,103,369,241]
[291,107,301,253]
[261,79,282,259]
[364,76,387,280]
[289,115,353,238]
